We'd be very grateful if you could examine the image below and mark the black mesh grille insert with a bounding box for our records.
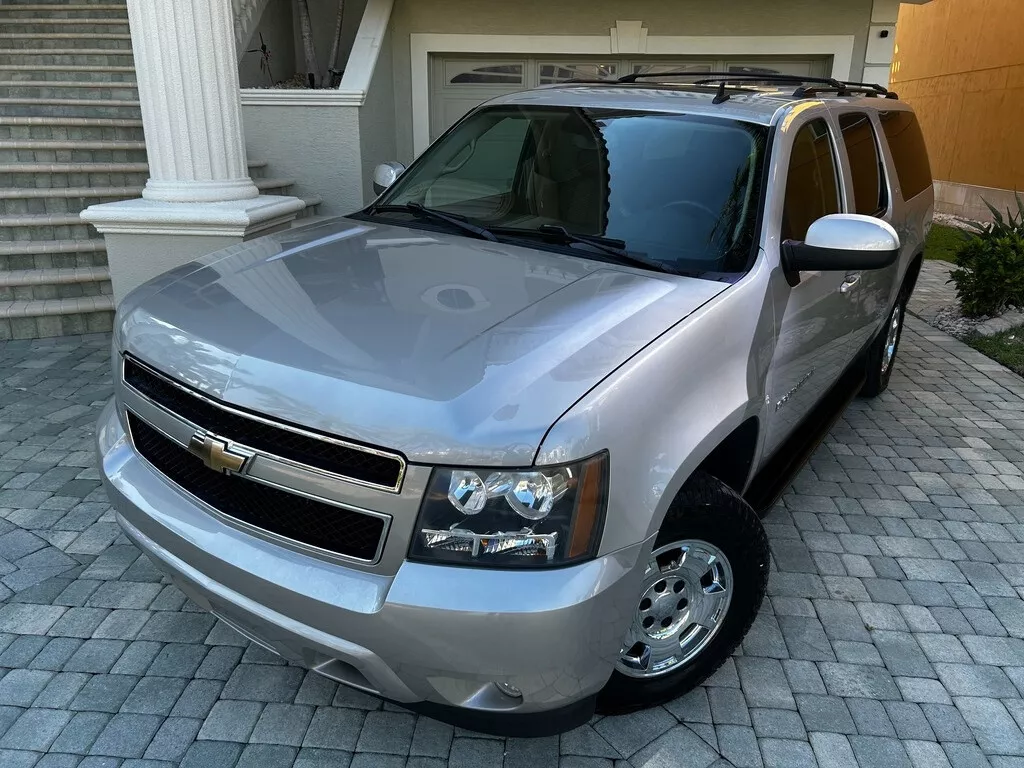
[123,356,403,489]
[127,412,387,561]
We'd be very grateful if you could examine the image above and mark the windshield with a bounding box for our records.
[371,105,768,274]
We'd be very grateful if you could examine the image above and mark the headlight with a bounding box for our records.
[409,452,608,568]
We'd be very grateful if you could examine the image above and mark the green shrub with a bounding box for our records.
[950,193,1024,317]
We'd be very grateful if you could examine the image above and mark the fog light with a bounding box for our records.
[494,681,522,699]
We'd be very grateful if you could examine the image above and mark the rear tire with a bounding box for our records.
[597,471,769,715]
[860,293,907,398]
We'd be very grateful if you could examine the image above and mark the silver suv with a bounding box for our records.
[97,73,933,736]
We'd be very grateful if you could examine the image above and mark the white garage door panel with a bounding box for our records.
[430,55,831,139]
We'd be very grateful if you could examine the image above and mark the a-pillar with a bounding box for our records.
[81,0,305,303]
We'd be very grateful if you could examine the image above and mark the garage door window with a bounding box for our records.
[446,62,524,85]
[539,63,618,84]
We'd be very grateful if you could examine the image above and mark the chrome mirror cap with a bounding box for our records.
[372,161,406,196]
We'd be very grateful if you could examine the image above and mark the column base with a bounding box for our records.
[81,195,307,304]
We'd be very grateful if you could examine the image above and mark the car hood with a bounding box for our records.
[119,217,728,465]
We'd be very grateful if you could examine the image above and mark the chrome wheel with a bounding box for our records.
[616,540,733,678]
[881,303,902,374]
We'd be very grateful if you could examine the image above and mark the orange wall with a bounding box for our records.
[890,0,1024,191]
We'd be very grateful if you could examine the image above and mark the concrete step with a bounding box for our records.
[0,212,97,242]
[0,18,130,29]
[0,7,128,20]
[0,115,144,140]
[2,1,125,6]
[0,67,136,83]
[0,32,133,50]
[0,238,107,272]
[0,238,109,280]
[0,97,141,118]
[0,82,139,100]
[0,266,112,303]
[0,185,141,216]
[0,50,134,67]
[0,295,114,339]
[298,194,323,218]
[0,161,267,188]
[0,138,146,163]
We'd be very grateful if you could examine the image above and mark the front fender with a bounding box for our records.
[536,255,776,555]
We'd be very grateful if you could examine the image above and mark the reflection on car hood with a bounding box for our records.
[119,217,729,465]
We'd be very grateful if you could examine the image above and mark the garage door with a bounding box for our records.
[429,56,832,138]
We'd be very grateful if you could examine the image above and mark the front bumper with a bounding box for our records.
[97,399,646,735]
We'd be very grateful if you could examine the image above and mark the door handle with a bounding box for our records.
[840,275,861,294]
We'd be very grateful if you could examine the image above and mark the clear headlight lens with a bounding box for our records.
[410,452,608,568]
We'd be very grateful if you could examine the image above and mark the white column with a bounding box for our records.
[128,0,259,203]
[81,0,305,304]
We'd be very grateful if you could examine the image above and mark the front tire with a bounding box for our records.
[597,471,769,715]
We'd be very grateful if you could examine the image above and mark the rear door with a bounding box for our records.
[830,108,898,353]
[763,116,860,456]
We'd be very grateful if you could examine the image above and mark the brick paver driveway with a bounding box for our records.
[3,288,1024,765]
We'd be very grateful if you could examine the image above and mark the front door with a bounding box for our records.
[764,116,862,457]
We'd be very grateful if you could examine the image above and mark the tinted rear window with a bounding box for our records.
[879,111,932,200]
[839,113,887,215]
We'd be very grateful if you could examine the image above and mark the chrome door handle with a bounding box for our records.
[840,275,861,294]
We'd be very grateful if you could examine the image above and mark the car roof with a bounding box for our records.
[486,83,909,126]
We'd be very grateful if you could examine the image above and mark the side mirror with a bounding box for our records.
[372,161,406,196]
[782,214,900,272]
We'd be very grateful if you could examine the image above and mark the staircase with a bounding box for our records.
[0,0,320,341]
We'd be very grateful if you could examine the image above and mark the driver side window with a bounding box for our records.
[782,119,841,242]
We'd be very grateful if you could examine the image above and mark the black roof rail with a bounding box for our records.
[618,70,898,99]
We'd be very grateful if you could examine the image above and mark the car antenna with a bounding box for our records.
[712,80,730,104]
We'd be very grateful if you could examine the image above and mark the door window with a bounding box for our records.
[838,113,887,216]
[879,111,932,200]
[782,119,841,242]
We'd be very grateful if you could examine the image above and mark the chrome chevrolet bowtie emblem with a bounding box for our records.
[187,432,250,474]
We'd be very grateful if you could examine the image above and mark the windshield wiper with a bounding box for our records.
[371,203,498,242]
[496,224,682,275]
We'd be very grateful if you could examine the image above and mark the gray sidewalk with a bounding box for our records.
[3,304,1024,766]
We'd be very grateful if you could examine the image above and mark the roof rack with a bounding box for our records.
[617,70,898,99]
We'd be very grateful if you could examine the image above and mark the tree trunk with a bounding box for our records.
[295,0,319,88]
[323,0,345,87]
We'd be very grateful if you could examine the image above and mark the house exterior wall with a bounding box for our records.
[242,104,365,215]
[358,28,399,201]
[891,0,1024,219]
[388,0,876,162]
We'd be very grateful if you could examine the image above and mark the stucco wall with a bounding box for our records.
[358,28,399,202]
[242,105,364,216]
[891,0,1024,193]
[388,0,875,161]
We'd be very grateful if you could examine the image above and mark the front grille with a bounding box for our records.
[123,356,404,490]
[127,412,387,561]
